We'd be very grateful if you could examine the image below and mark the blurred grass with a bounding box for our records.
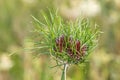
[0,0,120,80]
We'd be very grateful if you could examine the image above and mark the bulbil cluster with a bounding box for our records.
[32,9,101,65]
[54,35,87,64]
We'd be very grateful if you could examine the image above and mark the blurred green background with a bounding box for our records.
[0,0,120,80]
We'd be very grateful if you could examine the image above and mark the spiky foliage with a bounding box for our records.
[32,9,100,65]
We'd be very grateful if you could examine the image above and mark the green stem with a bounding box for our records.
[61,64,68,80]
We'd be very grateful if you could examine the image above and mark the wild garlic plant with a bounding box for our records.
[32,9,101,80]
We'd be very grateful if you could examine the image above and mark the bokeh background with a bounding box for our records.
[0,0,120,80]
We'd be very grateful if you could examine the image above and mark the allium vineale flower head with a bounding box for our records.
[32,9,101,65]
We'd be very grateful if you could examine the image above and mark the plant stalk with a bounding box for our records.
[61,64,68,80]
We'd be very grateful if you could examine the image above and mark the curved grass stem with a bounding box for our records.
[61,63,68,80]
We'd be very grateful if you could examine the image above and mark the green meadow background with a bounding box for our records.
[0,0,120,80]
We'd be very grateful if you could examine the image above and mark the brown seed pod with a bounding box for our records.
[75,40,81,52]
[81,45,87,56]
[55,35,65,52]
[66,48,74,58]
[59,35,65,52]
